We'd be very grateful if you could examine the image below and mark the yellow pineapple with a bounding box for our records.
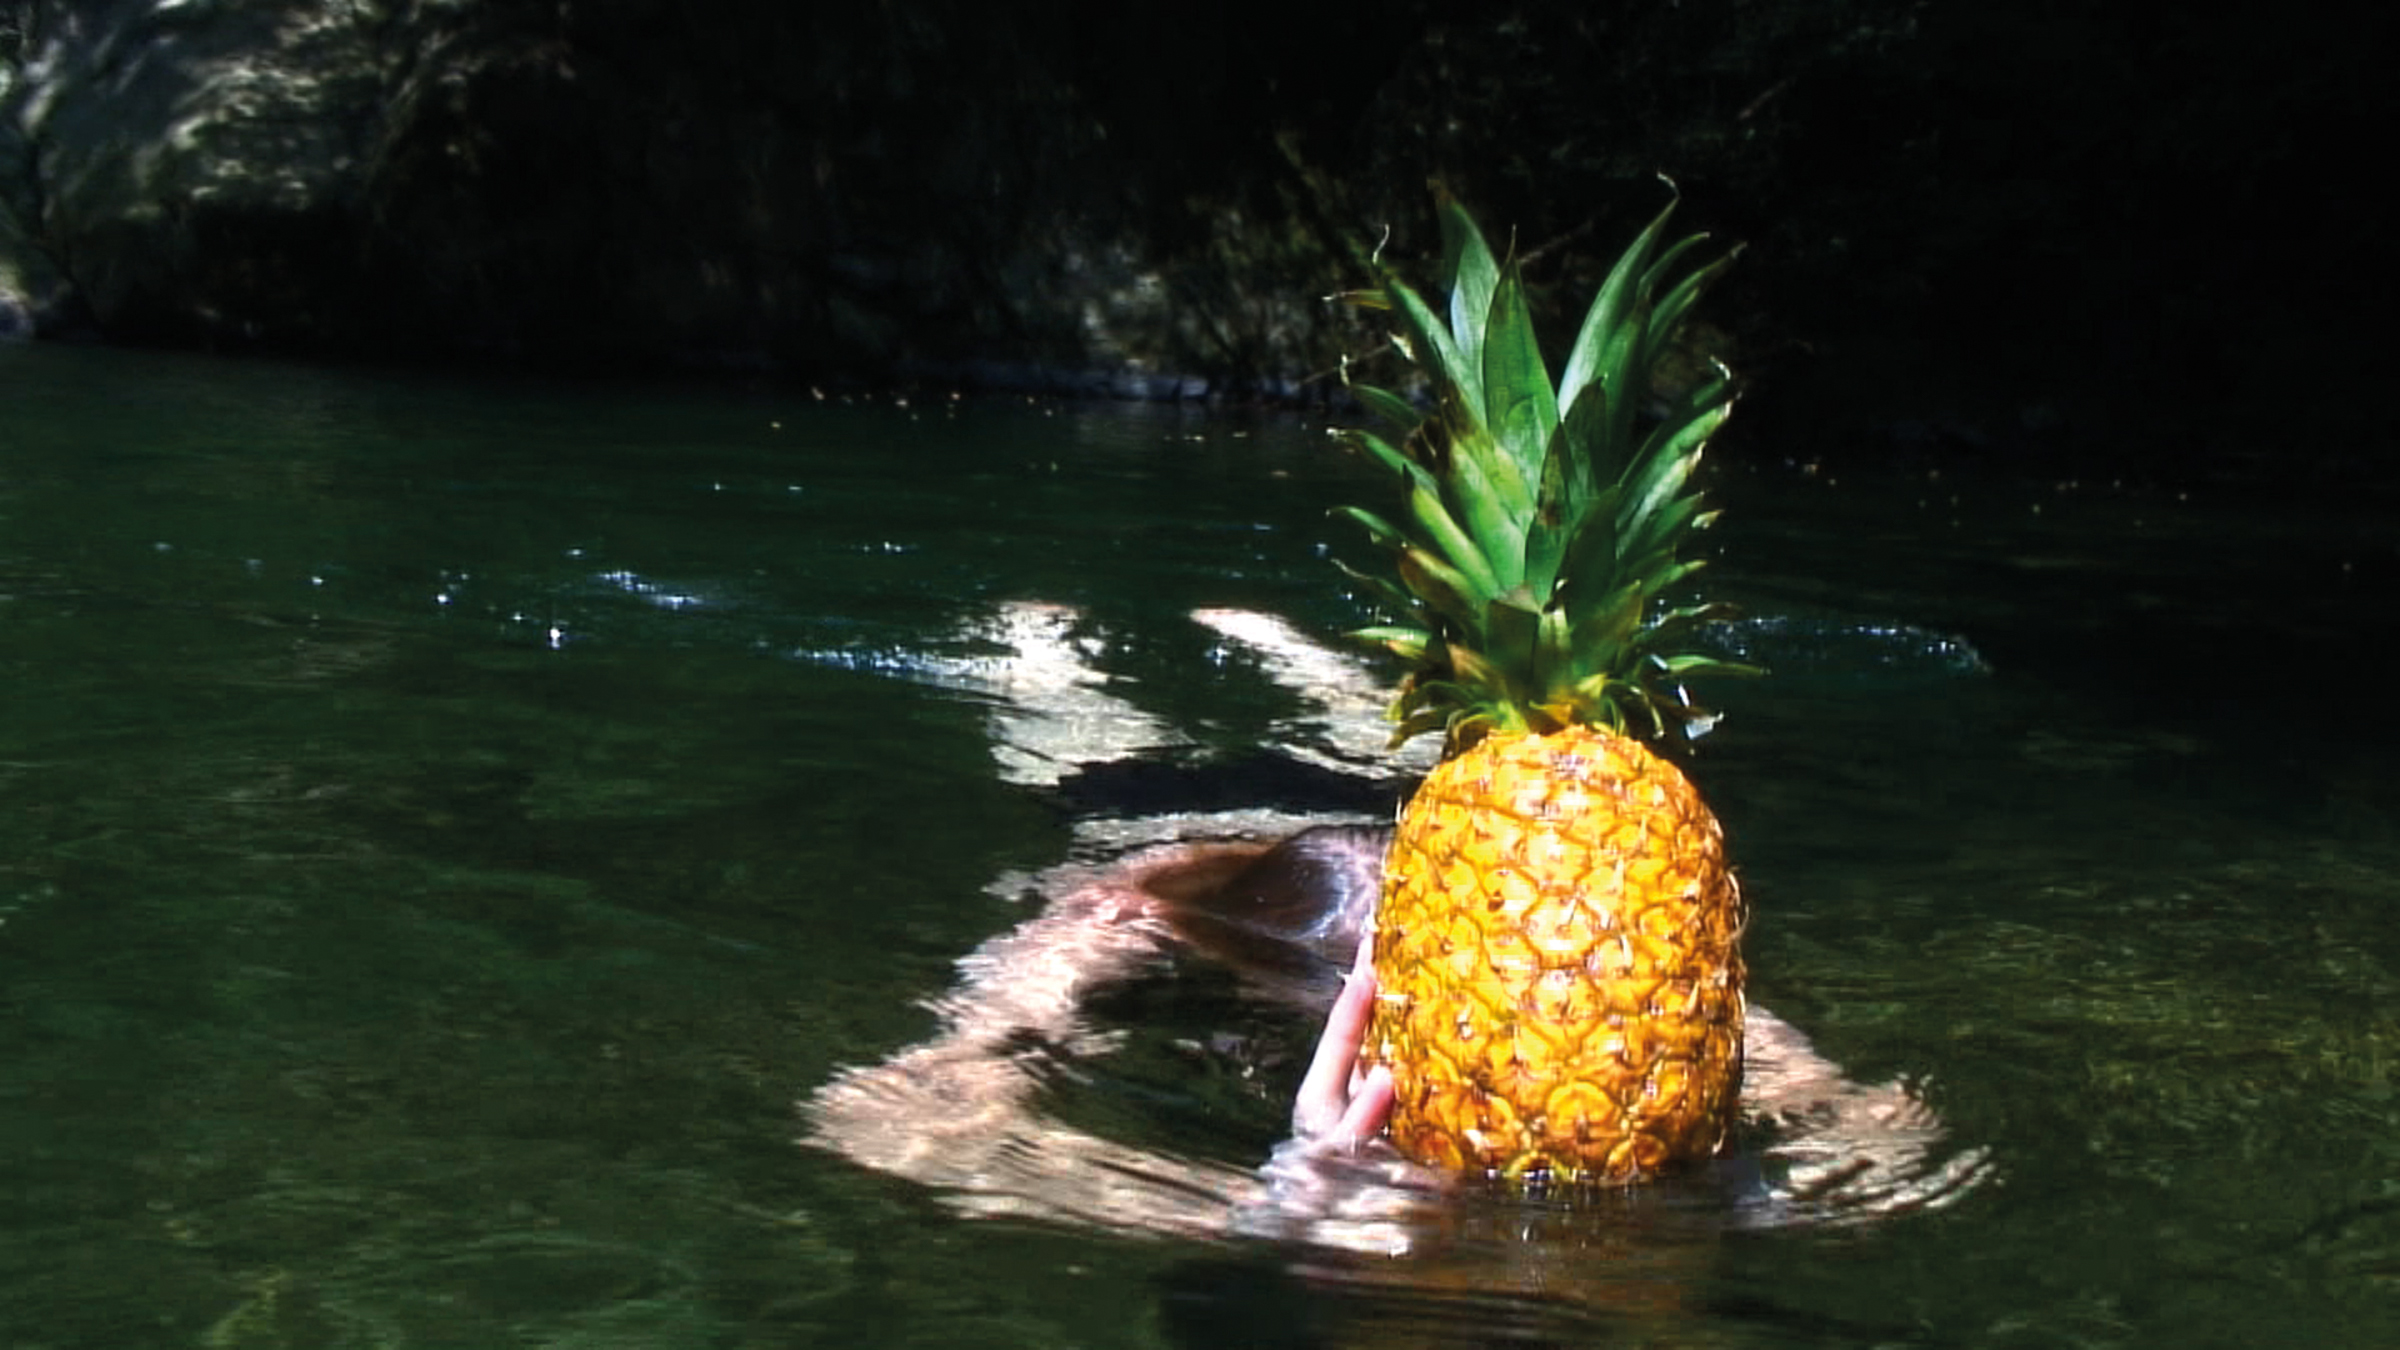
[1335,195,1753,1184]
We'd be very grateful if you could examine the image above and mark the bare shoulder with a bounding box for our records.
[1741,1004,1990,1218]
[1744,1004,1852,1117]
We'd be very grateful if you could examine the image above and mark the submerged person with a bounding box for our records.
[805,818,1987,1254]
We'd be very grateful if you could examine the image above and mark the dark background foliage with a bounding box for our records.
[0,0,2386,484]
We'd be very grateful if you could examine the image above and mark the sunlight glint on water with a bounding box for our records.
[3,342,2397,1349]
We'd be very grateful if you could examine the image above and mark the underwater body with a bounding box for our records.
[4,343,2394,1347]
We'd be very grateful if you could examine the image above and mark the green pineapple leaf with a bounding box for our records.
[1382,274,1486,439]
[1334,191,1751,751]
[1343,427,1436,495]
[1350,623,1434,663]
[1352,384,1426,437]
[1439,198,1501,385]
[1406,483,1504,603]
[1332,557,1426,624]
[1482,592,1543,689]
[1479,267,1560,483]
[1333,504,1411,552]
[1443,432,1532,591]
[1397,547,1484,634]
[1557,200,1679,424]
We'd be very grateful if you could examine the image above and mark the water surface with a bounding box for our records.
[4,342,2396,1348]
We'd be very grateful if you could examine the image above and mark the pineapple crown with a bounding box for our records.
[1335,193,1758,757]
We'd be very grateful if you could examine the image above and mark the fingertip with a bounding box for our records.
[1337,1064,1397,1149]
[1360,1062,1394,1106]
[1331,962,1376,1026]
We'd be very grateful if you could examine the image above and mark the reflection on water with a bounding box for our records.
[4,342,2398,1348]
[803,599,1994,1259]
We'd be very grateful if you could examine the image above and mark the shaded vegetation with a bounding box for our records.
[0,0,2383,481]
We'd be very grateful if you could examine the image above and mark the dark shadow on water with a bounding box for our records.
[1050,748,1407,821]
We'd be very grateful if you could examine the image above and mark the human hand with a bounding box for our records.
[1290,933,1394,1152]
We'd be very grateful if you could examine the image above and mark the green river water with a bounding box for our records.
[4,341,2397,1348]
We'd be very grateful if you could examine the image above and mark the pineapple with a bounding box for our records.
[1335,195,1753,1185]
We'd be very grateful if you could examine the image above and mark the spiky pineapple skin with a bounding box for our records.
[1368,724,1745,1184]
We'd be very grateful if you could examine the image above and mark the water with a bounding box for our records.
[4,341,2397,1348]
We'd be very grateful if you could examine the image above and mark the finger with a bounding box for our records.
[1327,1064,1394,1151]
[1294,935,1378,1138]
[1294,938,1373,1135]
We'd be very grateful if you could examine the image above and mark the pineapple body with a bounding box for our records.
[1330,194,1756,1185]
[1369,725,1745,1183]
